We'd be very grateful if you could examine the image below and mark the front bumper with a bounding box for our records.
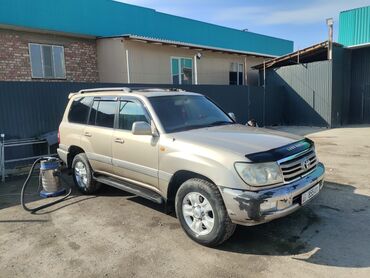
[220,162,325,226]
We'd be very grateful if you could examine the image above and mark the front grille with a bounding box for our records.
[278,149,318,183]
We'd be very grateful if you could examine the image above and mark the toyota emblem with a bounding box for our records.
[302,159,310,170]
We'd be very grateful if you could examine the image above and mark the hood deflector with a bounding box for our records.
[245,138,314,163]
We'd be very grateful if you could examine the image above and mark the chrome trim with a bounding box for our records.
[94,170,162,195]
[86,152,112,165]
[277,148,318,184]
[277,147,313,164]
[158,170,173,182]
[112,158,158,178]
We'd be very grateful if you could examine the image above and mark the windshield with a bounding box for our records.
[149,95,233,133]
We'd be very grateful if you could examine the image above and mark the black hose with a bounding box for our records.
[20,158,72,213]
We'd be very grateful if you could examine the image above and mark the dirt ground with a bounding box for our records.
[1,125,370,278]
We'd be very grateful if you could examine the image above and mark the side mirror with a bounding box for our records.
[132,122,153,136]
[228,112,236,122]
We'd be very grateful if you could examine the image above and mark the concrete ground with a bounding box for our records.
[1,125,370,278]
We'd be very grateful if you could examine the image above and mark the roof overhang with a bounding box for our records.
[253,41,343,70]
[99,34,277,58]
[347,42,370,49]
[0,24,96,39]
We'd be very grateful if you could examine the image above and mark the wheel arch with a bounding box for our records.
[166,170,215,208]
[67,145,85,168]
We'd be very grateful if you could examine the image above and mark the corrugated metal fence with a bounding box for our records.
[350,47,370,123]
[265,60,333,127]
[0,82,284,140]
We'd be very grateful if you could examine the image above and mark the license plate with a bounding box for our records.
[301,184,320,205]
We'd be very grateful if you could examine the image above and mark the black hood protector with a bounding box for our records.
[245,138,314,163]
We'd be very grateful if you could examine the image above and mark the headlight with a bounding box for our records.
[234,162,283,187]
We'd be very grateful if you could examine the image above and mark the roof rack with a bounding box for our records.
[134,88,186,92]
[68,87,187,99]
[78,87,132,94]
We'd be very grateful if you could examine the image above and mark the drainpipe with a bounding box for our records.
[244,56,248,85]
[194,54,198,85]
[326,18,334,60]
[1,134,5,183]
[126,49,131,84]
[263,60,266,127]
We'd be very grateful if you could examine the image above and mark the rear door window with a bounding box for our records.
[95,100,116,128]
[68,97,93,124]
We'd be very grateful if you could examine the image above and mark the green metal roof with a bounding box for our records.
[339,6,370,47]
[0,0,293,57]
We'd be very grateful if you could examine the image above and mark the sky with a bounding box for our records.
[118,0,370,50]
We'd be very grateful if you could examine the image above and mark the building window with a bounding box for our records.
[29,43,66,79]
[171,57,193,85]
[229,62,244,85]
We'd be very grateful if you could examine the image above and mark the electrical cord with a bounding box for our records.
[20,158,72,213]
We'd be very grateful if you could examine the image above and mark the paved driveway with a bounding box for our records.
[1,126,370,277]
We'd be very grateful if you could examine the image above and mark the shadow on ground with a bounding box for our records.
[1,174,369,269]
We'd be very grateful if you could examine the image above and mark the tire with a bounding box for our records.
[175,178,236,246]
[72,153,100,194]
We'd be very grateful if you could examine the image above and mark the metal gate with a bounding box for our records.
[363,85,370,123]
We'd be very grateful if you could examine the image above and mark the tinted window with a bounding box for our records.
[68,97,93,124]
[88,100,99,125]
[95,100,116,128]
[119,101,149,130]
[149,95,232,133]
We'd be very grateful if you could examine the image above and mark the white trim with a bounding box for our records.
[28,43,66,79]
[170,56,194,85]
[230,62,244,85]
[109,35,278,58]
[125,49,130,83]
[347,42,370,49]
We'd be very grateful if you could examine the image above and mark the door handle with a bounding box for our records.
[84,132,92,137]
[114,138,125,144]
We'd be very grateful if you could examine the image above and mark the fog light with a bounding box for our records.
[260,200,277,212]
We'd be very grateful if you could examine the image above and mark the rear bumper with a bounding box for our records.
[57,148,68,166]
[220,162,325,226]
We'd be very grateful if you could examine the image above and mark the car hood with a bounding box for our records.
[172,124,303,157]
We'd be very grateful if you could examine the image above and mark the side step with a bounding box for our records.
[94,175,164,204]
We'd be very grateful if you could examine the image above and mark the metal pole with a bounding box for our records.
[194,54,198,85]
[297,49,300,64]
[244,56,248,85]
[326,18,333,60]
[1,134,5,183]
[263,60,266,127]
[126,49,131,84]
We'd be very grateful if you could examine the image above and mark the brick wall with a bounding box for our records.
[0,29,98,82]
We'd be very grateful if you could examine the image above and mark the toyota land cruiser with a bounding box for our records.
[58,88,325,246]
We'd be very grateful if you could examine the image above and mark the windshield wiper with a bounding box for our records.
[206,121,233,127]
[170,124,208,132]
[170,121,232,133]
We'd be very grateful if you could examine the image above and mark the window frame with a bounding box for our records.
[28,43,66,79]
[86,96,118,129]
[117,97,152,132]
[229,62,244,86]
[67,96,94,125]
[170,56,193,85]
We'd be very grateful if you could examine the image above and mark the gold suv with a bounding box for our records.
[58,88,325,246]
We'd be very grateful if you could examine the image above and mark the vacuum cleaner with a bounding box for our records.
[21,157,71,213]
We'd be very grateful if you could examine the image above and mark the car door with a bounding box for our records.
[112,98,159,188]
[80,96,117,173]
